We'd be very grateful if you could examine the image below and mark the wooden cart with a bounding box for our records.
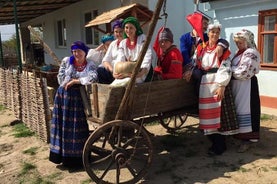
[83,79,198,184]
[82,1,199,183]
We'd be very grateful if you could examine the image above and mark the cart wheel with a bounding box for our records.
[158,113,188,132]
[83,120,153,184]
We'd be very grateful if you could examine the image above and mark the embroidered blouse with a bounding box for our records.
[57,56,98,86]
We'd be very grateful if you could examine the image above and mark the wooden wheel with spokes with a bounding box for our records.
[158,113,188,132]
[83,120,153,184]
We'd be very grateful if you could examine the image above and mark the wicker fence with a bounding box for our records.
[0,68,52,142]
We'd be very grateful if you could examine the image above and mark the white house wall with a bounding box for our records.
[21,0,122,65]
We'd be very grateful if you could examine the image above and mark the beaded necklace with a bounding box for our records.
[74,60,87,72]
[197,42,218,71]
[126,37,137,50]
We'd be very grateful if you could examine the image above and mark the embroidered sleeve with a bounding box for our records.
[232,48,260,80]
[215,58,232,87]
[138,34,152,70]
[57,57,71,86]
[86,49,104,67]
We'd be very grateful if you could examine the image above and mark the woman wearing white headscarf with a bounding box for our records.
[195,23,239,155]
[231,29,261,152]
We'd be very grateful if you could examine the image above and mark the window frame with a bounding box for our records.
[56,19,67,48]
[84,10,100,47]
[258,9,277,70]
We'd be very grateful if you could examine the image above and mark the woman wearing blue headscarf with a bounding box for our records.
[49,41,98,167]
[112,16,152,85]
[86,33,114,67]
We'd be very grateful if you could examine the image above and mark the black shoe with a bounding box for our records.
[208,146,226,156]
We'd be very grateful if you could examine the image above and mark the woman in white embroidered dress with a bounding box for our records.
[231,29,261,152]
[112,16,152,85]
[196,23,238,155]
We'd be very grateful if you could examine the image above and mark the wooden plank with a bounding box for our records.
[88,79,198,124]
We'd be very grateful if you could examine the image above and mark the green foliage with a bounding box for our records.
[2,34,17,53]
[12,123,35,138]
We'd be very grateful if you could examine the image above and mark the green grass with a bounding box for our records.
[260,114,273,121]
[270,167,277,171]
[19,162,37,176]
[238,166,251,173]
[23,147,39,155]
[12,123,35,138]
[81,179,93,184]
[0,104,5,111]
[18,162,57,184]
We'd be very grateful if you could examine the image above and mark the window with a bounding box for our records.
[56,19,66,47]
[258,9,277,69]
[84,10,100,46]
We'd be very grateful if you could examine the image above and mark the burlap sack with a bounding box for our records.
[114,61,137,77]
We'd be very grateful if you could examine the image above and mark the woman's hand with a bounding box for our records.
[64,79,80,90]
[215,45,224,59]
[103,62,113,72]
[183,71,192,82]
[113,72,129,79]
[214,86,225,101]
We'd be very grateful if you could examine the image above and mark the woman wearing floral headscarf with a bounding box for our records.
[112,16,152,85]
[196,23,239,156]
[49,41,98,167]
[231,29,261,152]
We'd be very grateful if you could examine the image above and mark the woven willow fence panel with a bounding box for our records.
[0,68,51,142]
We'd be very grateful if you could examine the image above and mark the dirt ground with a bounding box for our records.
[0,109,277,184]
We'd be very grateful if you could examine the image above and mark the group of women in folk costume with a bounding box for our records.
[192,17,261,155]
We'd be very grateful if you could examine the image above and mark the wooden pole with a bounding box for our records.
[115,0,165,120]
[27,25,61,65]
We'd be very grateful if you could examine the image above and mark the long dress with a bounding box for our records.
[197,43,238,135]
[49,57,98,166]
[231,48,261,140]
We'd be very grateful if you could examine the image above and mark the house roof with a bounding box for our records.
[85,3,154,33]
[0,0,82,25]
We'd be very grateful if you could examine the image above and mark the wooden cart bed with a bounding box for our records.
[88,79,198,124]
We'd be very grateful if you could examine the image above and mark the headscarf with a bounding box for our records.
[70,41,90,64]
[112,19,123,31]
[207,23,221,32]
[159,27,174,43]
[233,29,257,49]
[71,40,89,55]
[101,34,114,44]
[122,16,143,38]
